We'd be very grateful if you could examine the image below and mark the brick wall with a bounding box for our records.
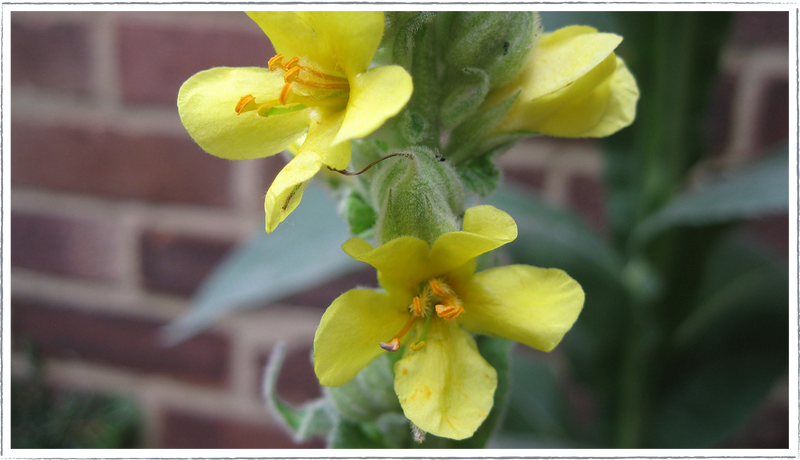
[9,11,790,448]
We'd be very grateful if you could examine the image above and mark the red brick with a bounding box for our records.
[503,166,547,192]
[11,122,231,207]
[756,77,789,153]
[747,213,789,258]
[11,299,230,386]
[730,12,789,48]
[11,15,91,94]
[118,20,273,106]
[568,173,606,232]
[141,231,236,297]
[258,344,321,405]
[280,267,377,310]
[161,408,324,448]
[704,73,737,157]
[11,211,122,281]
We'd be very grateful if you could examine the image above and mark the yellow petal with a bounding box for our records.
[333,65,414,145]
[306,109,351,170]
[427,205,518,275]
[263,150,322,233]
[314,289,410,387]
[178,67,310,159]
[505,52,618,136]
[394,320,497,440]
[574,56,639,137]
[246,11,384,78]
[458,265,585,352]
[341,236,431,293]
[519,25,622,102]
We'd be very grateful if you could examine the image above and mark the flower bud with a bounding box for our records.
[371,147,464,245]
[444,12,540,91]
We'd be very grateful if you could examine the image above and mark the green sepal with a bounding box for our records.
[391,12,436,70]
[440,67,491,130]
[326,354,401,423]
[401,111,428,145]
[445,91,519,165]
[328,419,384,448]
[343,191,377,237]
[458,152,501,197]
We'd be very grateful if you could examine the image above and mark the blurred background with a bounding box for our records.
[9,10,790,448]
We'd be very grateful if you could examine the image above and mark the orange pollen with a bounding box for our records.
[284,56,300,69]
[379,315,417,352]
[436,303,464,321]
[412,296,425,317]
[235,94,256,115]
[283,66,301,83]
[267,54,284,71]
[429,279,448,297]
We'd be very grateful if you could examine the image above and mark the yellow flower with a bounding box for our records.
[313,205,584,440]
[177,12,413,232]
[490,25,639,137]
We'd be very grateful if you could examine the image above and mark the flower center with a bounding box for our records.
[379,279,464,353]
[235,54,350,117]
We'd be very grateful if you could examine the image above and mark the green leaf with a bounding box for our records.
[500,350,572,440]
[326,354,401,423]
[486,184,623,280]
[343,191,377,237]
[164,185,362,344]
[600,12,733,245]
[328,419,385,448]
[631,150,789,249]
[262,343,334,443]
[458,152,500,197]
[648,234,788,447]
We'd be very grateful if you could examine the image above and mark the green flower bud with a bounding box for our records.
[444,12,540,90]
[371,147,464,245]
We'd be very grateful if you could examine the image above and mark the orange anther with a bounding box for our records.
[284,56,300,70]
[283,66,301,83]
[235,94,257,114]
[429,279,447,297]
[412,296,425,317]
[409,340,426,351]
[436,303,463,320]
[268,54,284,71]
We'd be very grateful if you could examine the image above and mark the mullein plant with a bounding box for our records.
[178,11,638,447]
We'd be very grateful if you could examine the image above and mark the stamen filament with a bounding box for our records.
[300,66,349,82]
[410,314,433,351]
[294,77,350,91]
[379,315,417,352]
